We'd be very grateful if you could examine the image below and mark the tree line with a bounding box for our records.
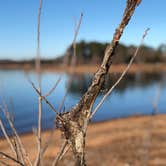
[65,41,166,64]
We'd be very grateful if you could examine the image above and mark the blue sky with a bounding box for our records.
[0,0,165,60]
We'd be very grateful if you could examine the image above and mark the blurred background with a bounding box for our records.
[0,1,166,165]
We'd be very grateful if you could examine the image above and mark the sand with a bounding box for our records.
[1,63,166,74]
[1,114,166,165]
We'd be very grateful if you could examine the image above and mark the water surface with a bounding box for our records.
[0,70,166,136]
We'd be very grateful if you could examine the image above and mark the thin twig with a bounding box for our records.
[34,0,43,165]
[151,82,162,115]
[1,104,32,166]
[27,78,63,122]
[0,104,25,165]
[12,135,22,163]
[58,13,83,112]
[52,141,68,166]
[90,28,150,119]
[39,14,83,157]
[0,119,16,156]
[0,152,24,166]
[41,118,58,156]
[41,129,55,156]
[43,77,61,97]
[59,144,70,161]
[1,102,24,162]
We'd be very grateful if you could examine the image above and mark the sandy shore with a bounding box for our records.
[1,63,166,74]
[1,114,166,165]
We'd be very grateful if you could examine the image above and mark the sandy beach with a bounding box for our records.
[1,114,166,165]
[0,63,166,74]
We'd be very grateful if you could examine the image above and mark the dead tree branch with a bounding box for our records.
[56,1,142,165]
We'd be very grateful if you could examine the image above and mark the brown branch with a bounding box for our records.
[0,119,16,156]
[1,104,32,166]
[41,128,55,156]
[90,28,150,118]
[57,1,142,165]
[52,140,68,166]
[0,152,24,166]
[1,99,26,163]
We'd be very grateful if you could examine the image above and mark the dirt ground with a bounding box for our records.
[1,114,166,166]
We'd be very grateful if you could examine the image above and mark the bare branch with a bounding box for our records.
[1,102,25,163]
[57,1,142,165]
[151,82,162,115]
[58,144,70,161]
[52,140,68,166]
[58,13,83,112]
[43,77,61,97]
[27,78,64,122]
[34,0,43,165]
[0,152,24,166]
[0,119,16,156]
[41,129,55,156]
[0,104,32,166]
[90,28,150,119]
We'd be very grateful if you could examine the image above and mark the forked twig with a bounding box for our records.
[90,28,150,119]
[27,78,63,122]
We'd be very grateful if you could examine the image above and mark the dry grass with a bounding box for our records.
[1,63,166,74]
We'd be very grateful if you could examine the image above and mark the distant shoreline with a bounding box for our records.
[0,63,166,74]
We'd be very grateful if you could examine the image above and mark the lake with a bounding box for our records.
[0,70,166,136]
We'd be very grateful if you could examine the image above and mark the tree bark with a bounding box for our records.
[57,1,142,165]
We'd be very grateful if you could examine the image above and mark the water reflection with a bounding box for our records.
[67,72,165,95]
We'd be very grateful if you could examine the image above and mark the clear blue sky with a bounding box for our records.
[0,0,165,60]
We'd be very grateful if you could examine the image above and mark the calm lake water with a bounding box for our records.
[0,70,166,136]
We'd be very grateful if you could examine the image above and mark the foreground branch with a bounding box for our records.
[56,1,142,165]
